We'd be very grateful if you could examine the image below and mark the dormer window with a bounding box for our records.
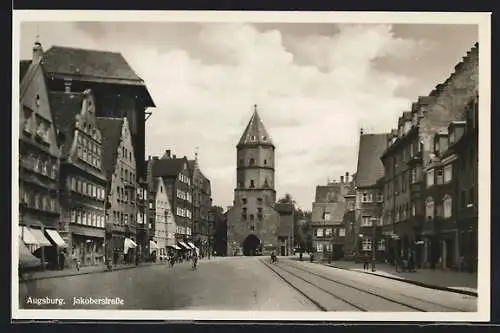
[35,94,40,108]
[251,135,256,141]
[262,136,267,141]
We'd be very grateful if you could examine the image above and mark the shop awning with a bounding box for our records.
[169,245,181,250]
[27,228,52,247]
[45,229,68,248]
[20,226,38,245]
[18,240,41,269]
[149,240,159,249]
[178,241,190,249]
[125,238,138,248]
[187,242,196,249]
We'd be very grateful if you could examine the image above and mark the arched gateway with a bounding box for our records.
[243,234,262,256]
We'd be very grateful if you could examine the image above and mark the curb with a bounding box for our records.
[19,263,161,283]
[326,263,478,297]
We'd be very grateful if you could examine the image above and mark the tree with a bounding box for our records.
[278,193,296,204]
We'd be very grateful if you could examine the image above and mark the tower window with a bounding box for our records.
[35,94,40,108]
[251,135,256,141]
[250,180,255,188]
[242,198,247,204]
[262,136,267,141]
[257,197,263,204]
[264,159,267,165]
[250,214,254,221]
[249,158,255,166]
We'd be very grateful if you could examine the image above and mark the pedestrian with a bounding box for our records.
[363,255,369,270]
[59,250,65,271]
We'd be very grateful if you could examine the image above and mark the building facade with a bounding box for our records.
[96,117,138,264]
[211,206,227,256]
[19,40,65,269]
[354,132,389,262]
[381,43,478,267]
[41,45,155,182]
[226,106,285,256]
[151,176,177,258]
[342,178,357,257]
[51,89,108,267]
[151,151,193,243]
[189,155,213,255]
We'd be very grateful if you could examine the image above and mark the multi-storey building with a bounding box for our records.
[41,45,156,182]
[151,151,193,245]
[189,154,213,256]
[150,176,177,258]
[342,184,357,258]
[96,117,138,264]
[354,131,389,262]
[311,174,352,259]
[51,89,108,267]
[381,43,478,266]
[19,40,65,269]
[226,106,293,256]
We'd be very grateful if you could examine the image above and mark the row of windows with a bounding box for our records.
[67,176,106,200]
[120,164,136,184]
[121,146,133,162]
[387,139,422,173]
[111,211,135,225]
[116,186,135,204]
[178,173,191,185]
[70,209,105,228]
[176,225,191,235]
[359,239,386,251]
[360,216,383,227]
[426,164,453,187]
[23,108,51,144]
[425,196,453,219]
[176,189,192,202]
[241,197,264,205]
[237,178,271,189]
[360,192,383,203]
[21,188,58,212]
[176,207,192,218]
[20,153,58,179]
[315,228,346,238]
[241,213,262,221]
[239,158,271,166]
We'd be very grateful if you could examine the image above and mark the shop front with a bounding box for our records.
[69,225,105,267]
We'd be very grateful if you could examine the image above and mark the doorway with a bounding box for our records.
[243,234,261,256]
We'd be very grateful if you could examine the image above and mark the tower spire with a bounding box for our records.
[195,146,199,161]
[237,104,273,147]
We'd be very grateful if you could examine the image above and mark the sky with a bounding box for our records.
[19,21,477,210]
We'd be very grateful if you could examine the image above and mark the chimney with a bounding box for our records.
[165,150,171,158]
[340,176,344,183]
[345,172,349,182]
[360,128,364,135]
[32,38,44,64]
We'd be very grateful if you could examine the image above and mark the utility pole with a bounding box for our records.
[372,217,377,271]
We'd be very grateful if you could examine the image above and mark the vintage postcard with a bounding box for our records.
[12,10,491,322]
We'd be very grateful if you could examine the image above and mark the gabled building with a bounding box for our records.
[96,117,138,263]
[41,45,156,181]
[19,40,65,269]
[50,89,108,267]
[381,42,478,267]
[354,131,389,261]
[150,151,193,244]
[189,154,213,256]
[151,176,177,258]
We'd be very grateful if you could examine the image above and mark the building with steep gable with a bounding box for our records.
[51,89,108,267]
[226,105,293,256]
[96,117,138,263]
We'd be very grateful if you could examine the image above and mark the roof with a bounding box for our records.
[20,60,32,83]
[48,92,85,156]
[274,202,294,215]
[237,107,274,147]
[311,202,346,225]
[152,157,188,178]
[43,46,144,83]
[95,117,124,179]
[355,133,389,188]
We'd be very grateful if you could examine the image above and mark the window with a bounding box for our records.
[264,159,267,165]
[443,195,452,218]
[316,228,324,237]
[444,164,453,183]
[361,239,372,251]
[249,214,254,221]
[325,228,333,236]
[257,197,263,204]
[436,169,443,185]
[124,214,129,224]
[412,203,416,216]
[411,168,417,183]
[242,213,247,221]
[361,192,372,203]
[376,192,383,202]
[249,158,255,166]
[377,239,386,251]
[250,180,255,188]
[316,243,323,253]
[426,169,435,187]
[338,228,346,237]
[425,197,434,220]
[361,216,372,227]
[251,135,256,141]
[324,212,330,221]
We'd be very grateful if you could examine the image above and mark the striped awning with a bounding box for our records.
[178,241,190,249]
[20,226,38,245]
[187,242,196,249]
[168,244,181,250]
[18,240,41,269]
[23,227,52,247]
[46,229,68,248]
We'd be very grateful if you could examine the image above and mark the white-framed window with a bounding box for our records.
[412,203,417,216]
[443,195,453,218]
[338,228,346,237]
[325,228,333,236]
[361,239,372,251]
[426,169,435,187]
[444,164,453,183]
[361,192,373,203]
[361,216,372,227]
[324,212,331,221]
[316,228,324,237]
[376,192,383,202]
[71,210,76,223]
[436,169,443,185]
[377,239,386,251]
[316,243,323,252]
[425,197,435,220]
[411,168,417,183]
[176,207,182,216]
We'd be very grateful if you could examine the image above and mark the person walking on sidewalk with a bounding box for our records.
[59,250,66,271]
[363,255,369,270]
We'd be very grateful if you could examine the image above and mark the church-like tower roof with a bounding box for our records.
[237,105,274,147]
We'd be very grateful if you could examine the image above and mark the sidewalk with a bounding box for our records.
[323,260,478,297]
[19,261,165,283]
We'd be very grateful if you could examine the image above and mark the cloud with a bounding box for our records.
[21,22,434,210]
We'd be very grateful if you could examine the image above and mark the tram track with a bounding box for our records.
[261,259,468,312]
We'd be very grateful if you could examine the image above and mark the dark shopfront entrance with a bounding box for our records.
[243,234,261,256]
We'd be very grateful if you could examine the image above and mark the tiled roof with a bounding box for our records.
[311,202,346,225]
[48,91,85,157]
[43,46,144,84]
[274,202,294,215]
[355,133,389,188]
[152,157,188,178]
[238,108,274,147]
[96,117,123,179]
[20,60,32,83]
